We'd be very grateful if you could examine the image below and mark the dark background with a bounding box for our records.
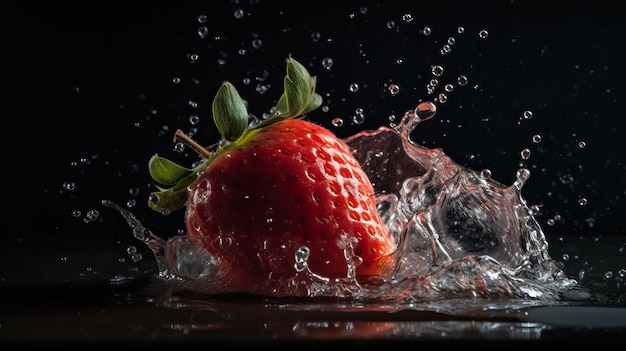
[3,0,624,296]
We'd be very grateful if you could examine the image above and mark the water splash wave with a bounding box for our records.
[104,103,582,302]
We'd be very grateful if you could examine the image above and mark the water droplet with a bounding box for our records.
[431,65,444,77]
[480,169,492,179]
[578,141,586,148]
[402,13,414,22]
[233,9,244,19]
[130,252,142,263]
[322,57,334,71]
[532,134,542,143]
[415,101,437,121]
[422,27,431,36]
[173,142,185,153]
[84,209,100,222]
[294,246,310,272]
[255,84,269,94]
[331,118,344,127]
[62,182,76,191]
[478,29,489,39]
[559,174,574,184]
[457,75,469,86]
[523,110,533,119]
[352,111,365,125]
[349,83,360,92]
[126,199,137,209]
[219,236,233,248]
[129,187,140,196]
[388,84,400,96]
[197,26,208,39]
[578,197,588,206]
[438,93,448,103]
[520,148,531,160]
[440,44,452,55]
[149,193,160,205]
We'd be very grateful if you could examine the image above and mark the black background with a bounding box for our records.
[1,0,626,347]
[3,0,625,295]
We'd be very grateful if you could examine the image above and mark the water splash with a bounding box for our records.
[104,101,583,302]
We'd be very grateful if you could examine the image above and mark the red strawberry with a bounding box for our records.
[147,57,396,292]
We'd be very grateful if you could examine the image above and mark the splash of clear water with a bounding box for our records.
[104,101,581,302]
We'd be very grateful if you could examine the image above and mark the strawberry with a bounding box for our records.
[147,57,396,291]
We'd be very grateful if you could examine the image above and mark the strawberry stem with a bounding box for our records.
[174,129,213,160]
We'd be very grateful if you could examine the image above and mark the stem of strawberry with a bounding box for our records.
[174,129,213,160]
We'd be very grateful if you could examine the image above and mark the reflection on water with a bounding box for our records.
[1,281,623,344]
[134,294,624,341]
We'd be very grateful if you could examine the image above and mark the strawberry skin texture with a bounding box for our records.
[185,118,396,284]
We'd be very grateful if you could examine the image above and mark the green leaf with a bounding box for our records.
[148,187,189,213]
[212,81,249,142]
[284,57,312,117]
[148,154,193,186]
[271,92,290,118]
[303,92,322,115]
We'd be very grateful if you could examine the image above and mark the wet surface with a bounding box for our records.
[1,284,625,347]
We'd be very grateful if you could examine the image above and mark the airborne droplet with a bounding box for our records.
[322,57,334,70]
[431,65,444,77]
[415,101,437,121]
[388,84,400,96]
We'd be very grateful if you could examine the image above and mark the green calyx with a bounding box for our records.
[147,56,322,213]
